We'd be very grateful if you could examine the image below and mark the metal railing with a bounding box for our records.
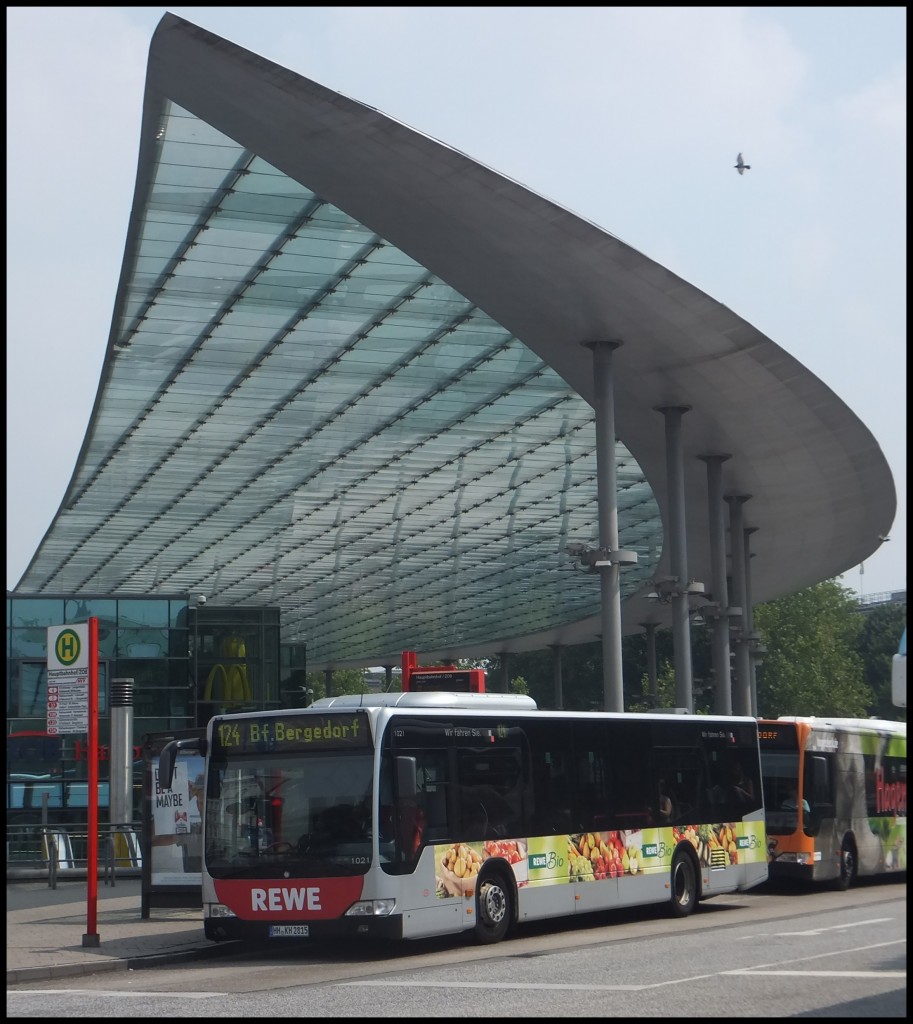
[857,589,906,607]
[7,822,142,887]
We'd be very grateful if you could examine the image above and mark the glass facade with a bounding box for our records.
[5,593,297,830]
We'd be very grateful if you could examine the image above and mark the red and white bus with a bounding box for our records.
[161,692,768,945]
[759,716,906,888]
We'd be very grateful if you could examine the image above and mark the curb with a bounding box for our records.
[6,940,245,986]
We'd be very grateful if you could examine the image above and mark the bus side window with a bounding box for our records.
[416,754,450,842]
[804,754,832,834]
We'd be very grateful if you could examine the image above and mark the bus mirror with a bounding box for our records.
[810,755,829,805]
[396,755,417,800]
[158,737,203,790]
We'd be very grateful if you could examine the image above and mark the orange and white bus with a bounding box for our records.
[160,692,767,945]
[759,716,906,888]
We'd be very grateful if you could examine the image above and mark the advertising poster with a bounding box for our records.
[434,838,528,898]
[150,751,205,885]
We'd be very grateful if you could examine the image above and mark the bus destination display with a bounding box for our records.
[409,671,474,692]
[213,712,371,754]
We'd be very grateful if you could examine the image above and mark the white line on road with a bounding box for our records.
[728,970,906,978]
[7,990,221,998]
[343,969,903,991]
[771,917,893,937]
[342,938,907,991]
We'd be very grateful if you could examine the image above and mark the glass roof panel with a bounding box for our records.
[17,96,663,662]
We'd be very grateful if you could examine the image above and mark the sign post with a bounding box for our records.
[47,617,100,946]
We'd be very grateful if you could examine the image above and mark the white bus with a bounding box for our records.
[160,692,768,945]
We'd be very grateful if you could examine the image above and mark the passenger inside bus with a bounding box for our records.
[726,761,755,805]
[399,796,424,858]
[780,785,809,813]
[657,779,674,822]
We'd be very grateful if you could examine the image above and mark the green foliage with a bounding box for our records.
[627,661,677,712]
[304,668,370,700]
[856,603,906,722]
[509,675,529,696]
[754,579,873,718]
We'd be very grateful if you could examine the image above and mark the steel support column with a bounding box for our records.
[585,340,625,712]
[549,644,564,709]
[640,623,658,707]
[699,454,732,714]
[499,652,510,694]
[726,495,752,715]
[743,527,759,716]
[657,406,694,712]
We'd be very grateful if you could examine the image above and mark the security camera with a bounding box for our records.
[196,595,207,605]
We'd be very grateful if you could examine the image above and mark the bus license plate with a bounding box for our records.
[269,925,309,937]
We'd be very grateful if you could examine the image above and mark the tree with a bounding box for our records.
[754,580,872,718]
[627,661,677,712]
[856,603,906,722]
[303,668,369,701]
[509,675,530,696]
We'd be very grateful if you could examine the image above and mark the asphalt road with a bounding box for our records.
[7,877,906,1017]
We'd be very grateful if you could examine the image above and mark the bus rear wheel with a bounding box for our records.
[835,836,857,891]
[474,869,512,944]
[670,847,699,918]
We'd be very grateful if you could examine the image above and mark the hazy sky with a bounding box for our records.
[6,6,906,601]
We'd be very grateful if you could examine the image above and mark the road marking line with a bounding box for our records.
[773,917,893,936]
[7,990,220,998]
[728,970,906,978]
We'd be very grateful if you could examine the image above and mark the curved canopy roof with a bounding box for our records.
[13,14,895,670]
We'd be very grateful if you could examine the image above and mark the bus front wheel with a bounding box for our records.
[670,847,699,918]
[835,836,857,891]
[474,868,513,944]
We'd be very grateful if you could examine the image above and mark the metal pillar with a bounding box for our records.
[384,664,393,692]
[499,652,510,694]
[726,495,752,715]
[325,666,334,698]
[699,455,732,714]
[109,678,135,827]
[584,340,626,712]
[744,527,759,716]
[640,623,658,707]
[549,644,564,709]
[657,406,694,712]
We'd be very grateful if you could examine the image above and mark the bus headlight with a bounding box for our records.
[345,899,396,917]
[205,903,237,918]
[775,852,820,865]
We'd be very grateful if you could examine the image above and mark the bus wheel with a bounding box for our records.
[474,869,512,944]
[835,836,857,891]
[670,847,699,918]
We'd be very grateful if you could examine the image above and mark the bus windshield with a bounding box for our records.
[205,750,374,879]
[760,749,804,834]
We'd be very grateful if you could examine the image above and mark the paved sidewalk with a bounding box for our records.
[6,876,234,985]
